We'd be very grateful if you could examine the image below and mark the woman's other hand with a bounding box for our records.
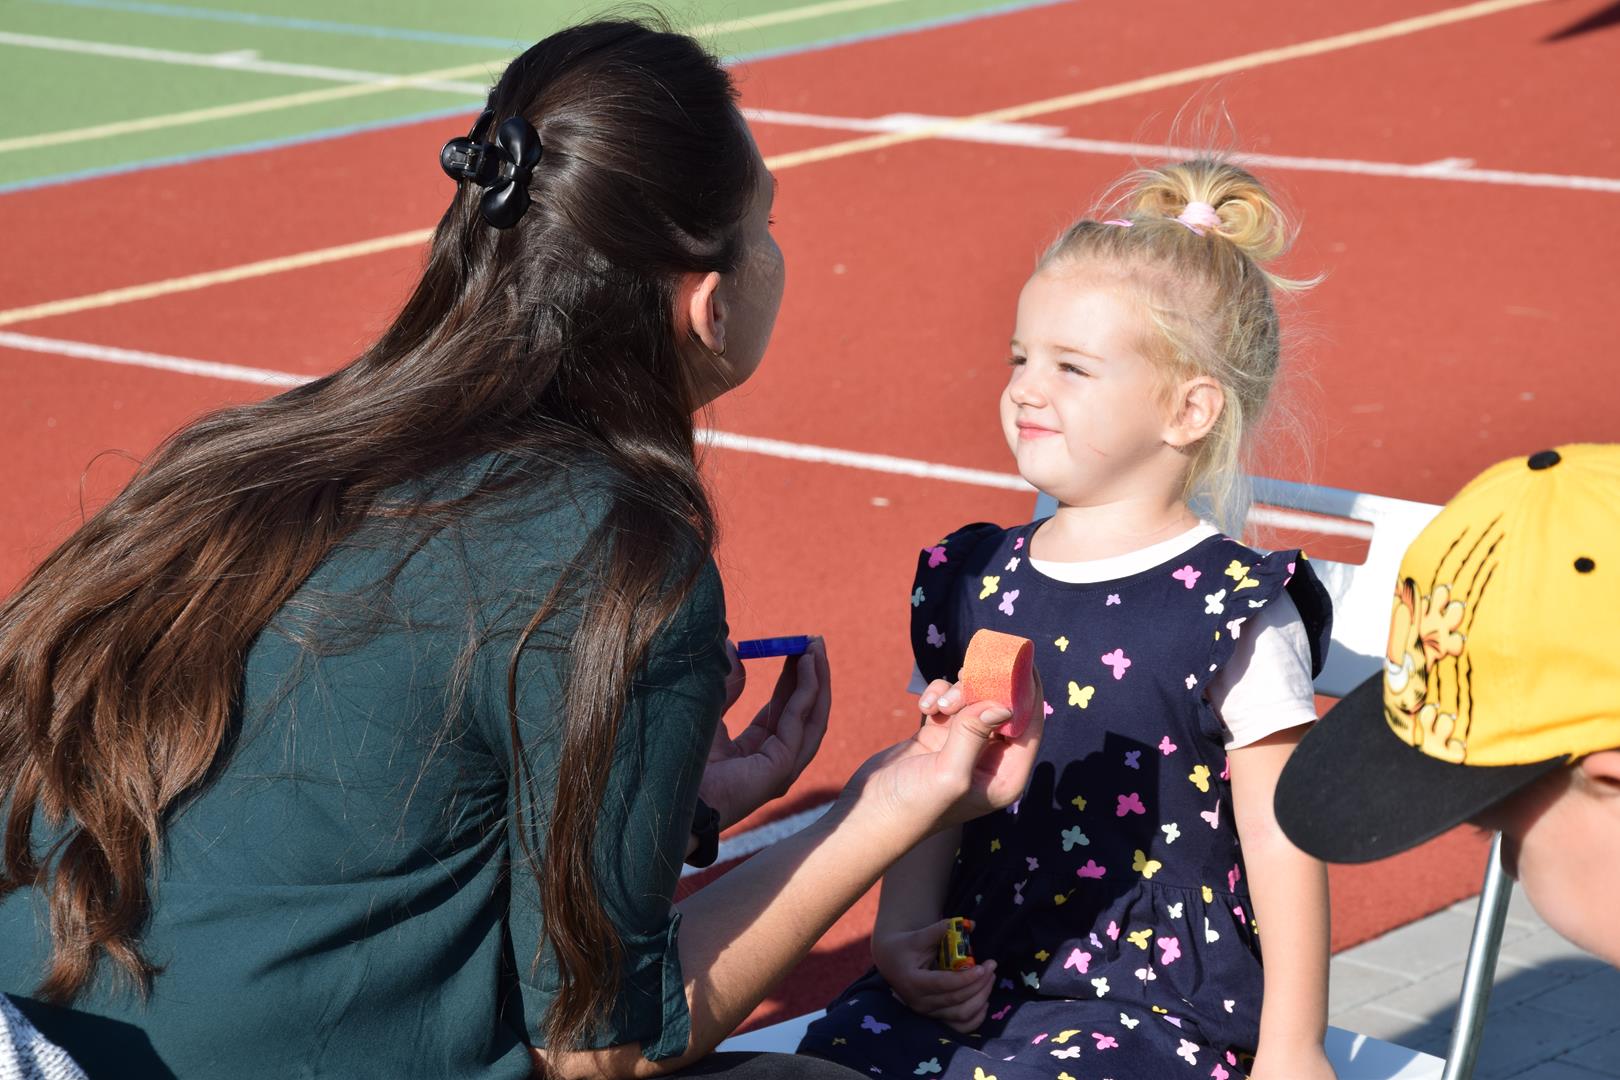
[846,664,1044,834]
[699,637,831,830]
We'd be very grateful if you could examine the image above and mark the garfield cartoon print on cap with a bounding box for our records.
[1275,444,1620,863]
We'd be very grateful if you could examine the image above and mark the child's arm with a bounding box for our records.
[869,678,999,1033]
[1229,724,1336,1080]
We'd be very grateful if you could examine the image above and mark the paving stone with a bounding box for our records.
[1331,956,1420,1014]
[1500,928,1602,970]
[1562,1029,1620,1074]
[1464,1004,1617,1080]
[1339,909,1536,980]
[1503,1061,1617,1080]
[1521,965,1620,1024]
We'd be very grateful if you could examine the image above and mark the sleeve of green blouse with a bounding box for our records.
[500,558,729,1061]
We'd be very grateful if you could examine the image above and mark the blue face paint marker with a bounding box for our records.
[734,636,812,661]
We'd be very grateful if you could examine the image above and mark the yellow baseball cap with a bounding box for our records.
[1277,445,1620,862]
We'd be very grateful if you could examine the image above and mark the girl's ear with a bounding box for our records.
[682,270,727,357]
[1164,376,1224,448]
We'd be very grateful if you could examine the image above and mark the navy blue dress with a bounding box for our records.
[801,520,1331,1080]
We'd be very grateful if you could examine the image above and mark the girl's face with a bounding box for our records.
[1000,267,1182,508]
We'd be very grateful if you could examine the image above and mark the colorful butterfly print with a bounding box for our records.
[1091,932,1105,948]
[1031,1033,1047,1045]
[1053,891,1072,906]
[1091,977,1111,997]
[974,1068,996,1080]
[1228,864,1242,892]
[1172,565,1202,589]
[1047,1047,1080,1061]
[1068,681,1094,708]
[1050,1030,1082,1045]
[1061,825,1089,851]
[1107,920,1120,940]
[1224,560,1249,582]
[1119,1013,1140,1030]
[1212,1065,1231,1080]
[1132,849,1162,879]
[1021,971,1040,989]
[1034,950,1050,962]
[1221,758,1231,780]
[1044,700,1054,718]
[926,546,948,568]
[1223,1000,1235,1014]
[860,1015,891,1034]
[1026,856,1040,871]
[1162,823,1181,844]
[992,1004,1012,1021]
[990,839,1002,852]
[1126,928,1153,949]
[910,587,925,608]
[1201,801,1221,828]
[1054,635,1069,652]
[1157,936,1182,964]
[1093,1033,1118,1050]
[1159,735,1178,755]
[1063,948,1091,974]
[1233,905,1247,925]
[1234,574,1260,591]
[913,1060,942,1075]
[1177,1039,1200,1065]
[1124,750,1141,770]
[1117,792,1146,816]
[1225,616,1248,639]
[1071,794,1088,811]
[1248,598,1268,609]
[1105,593,1121,606]
[1057,1074,1074,1080]
[1204,589,1227,615]
[1188,765,1211,793]
[1005,556,1021,573]
[1076,860,1107,879]
[1168,902,1184,920]
[1185,673,1198,690]
[1134,966,1156,983]
[1100,648,1132,679]
[926,624,946,648]
[999,590,1020,616]
[1204,918,1221,944]
[832,1037,846,1046]
[1012,881,1026,906]
[979,575,1000,600]
[1015,537,1026,551]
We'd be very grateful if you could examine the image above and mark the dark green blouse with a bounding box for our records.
[0,460,729,1078]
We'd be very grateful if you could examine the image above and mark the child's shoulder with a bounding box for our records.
[913,520,1025,577]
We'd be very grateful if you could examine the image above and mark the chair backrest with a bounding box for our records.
[1036,478,1444,697]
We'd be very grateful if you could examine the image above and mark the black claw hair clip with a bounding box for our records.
[439,109,542,229]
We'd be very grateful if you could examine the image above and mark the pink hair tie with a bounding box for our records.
[1102,218,1133,228]
[1175,201,1222,236]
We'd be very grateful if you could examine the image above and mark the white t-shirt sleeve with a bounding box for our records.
[1208,590,1320,749]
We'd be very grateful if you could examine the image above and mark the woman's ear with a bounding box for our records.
[1164,376,1225,449]
[682,270,727,357]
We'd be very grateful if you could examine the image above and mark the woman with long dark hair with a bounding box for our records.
[0,17,1040,1080]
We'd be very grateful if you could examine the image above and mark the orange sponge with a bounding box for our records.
[958,628,1037,739]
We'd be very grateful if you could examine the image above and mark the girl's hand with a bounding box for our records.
[1248,1042,1337,1080]
[872,919,998,1033]
[844,664,1044,834]
[700,637,831,831]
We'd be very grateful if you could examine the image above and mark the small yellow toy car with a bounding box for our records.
[936,916,976,971]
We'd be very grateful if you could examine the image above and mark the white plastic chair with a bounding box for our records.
[718,477,1516,1079]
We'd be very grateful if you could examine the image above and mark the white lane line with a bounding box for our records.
[692,0,910,36]
[0,61,500,156]
[2,330,1382,545]
[680,802,834,878]
[743,108,1620,195]
[0,30,489,94]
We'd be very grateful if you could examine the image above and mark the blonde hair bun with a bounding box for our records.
[1124,158,1291,267]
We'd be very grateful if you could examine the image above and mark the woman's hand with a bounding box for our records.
[872,919,998,1033]
[698,637,831,831]
[845,666,1044,836]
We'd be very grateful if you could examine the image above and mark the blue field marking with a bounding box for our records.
[4,0,1077,196]
[27,0,533,49]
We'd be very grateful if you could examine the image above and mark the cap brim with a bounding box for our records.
[1275,672,1566,863]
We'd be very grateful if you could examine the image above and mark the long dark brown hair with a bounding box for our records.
[0,17,756,1053]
